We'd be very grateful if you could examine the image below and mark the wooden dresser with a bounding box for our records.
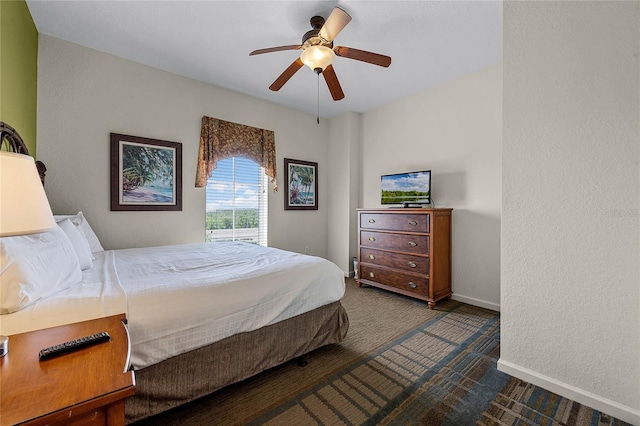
[357,208,453,308]
[0,314,135,426]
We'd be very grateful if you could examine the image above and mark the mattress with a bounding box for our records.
[116,242,345,369]
[0,242,345,371]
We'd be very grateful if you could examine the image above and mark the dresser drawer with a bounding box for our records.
[360,248,429,275]
[360,213,429,233]
[360,265,429,296]
[360,231,429,254]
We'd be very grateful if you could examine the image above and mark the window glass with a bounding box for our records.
[206,157,268,246]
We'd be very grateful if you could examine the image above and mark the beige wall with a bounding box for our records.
[326,111,361,275]
[37,35,331,256]
[359,64,503,310]
[501,2,639,424]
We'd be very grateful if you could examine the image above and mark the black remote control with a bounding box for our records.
[38,331,111,360]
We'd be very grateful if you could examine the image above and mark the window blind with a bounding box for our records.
[205,157,268,246]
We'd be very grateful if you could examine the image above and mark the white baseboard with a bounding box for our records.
[497,359,640,426]
[451,293,500,311]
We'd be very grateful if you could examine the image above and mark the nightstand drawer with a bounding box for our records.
[54,408,107,425]
[360,213,429,232]
[360,265,429,296]
[360,231,429,254]
[360,248,429,275]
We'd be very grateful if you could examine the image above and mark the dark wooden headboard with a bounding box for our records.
[0,122,47,184]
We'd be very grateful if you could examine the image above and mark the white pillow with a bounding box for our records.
[57,219,93,270]
[0,225,82,314]
[53,211,104,253]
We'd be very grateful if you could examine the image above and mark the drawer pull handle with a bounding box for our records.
[408,282,417,289]
[369,272,375,278]
[409,220,418,226]
[368,254,375,260]
[369,237,376,242]
[408,261,417,268]
[408,241,417,247]
[368,218,376,223]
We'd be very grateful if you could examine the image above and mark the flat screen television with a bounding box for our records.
[381,170,431,207]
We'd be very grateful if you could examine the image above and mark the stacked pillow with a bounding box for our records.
[57,218,93,270]
[53,211,104,254]
[0,211,104,314]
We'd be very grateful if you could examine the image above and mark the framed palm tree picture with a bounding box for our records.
[284,158,318,210]
[110,133,182,211]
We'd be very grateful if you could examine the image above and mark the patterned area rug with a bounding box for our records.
[248,304,503,425]
[133,280,632,426]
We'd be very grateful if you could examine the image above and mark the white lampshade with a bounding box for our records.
[300,45,335,72]
[0,152,56,237]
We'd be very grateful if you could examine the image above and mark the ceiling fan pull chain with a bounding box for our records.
[317,72,320,124]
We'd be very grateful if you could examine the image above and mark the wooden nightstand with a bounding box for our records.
[0,314,135,425]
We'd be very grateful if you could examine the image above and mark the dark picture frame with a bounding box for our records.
[110,133,182,211]
[284,158,318,210]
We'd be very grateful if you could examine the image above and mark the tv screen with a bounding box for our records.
[381,170,431,206]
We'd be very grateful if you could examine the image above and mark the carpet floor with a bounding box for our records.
[132,279,632,426]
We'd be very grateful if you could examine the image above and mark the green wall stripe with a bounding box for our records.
[0,0,38,155]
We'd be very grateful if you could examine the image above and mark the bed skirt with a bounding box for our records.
[125,301,349,424]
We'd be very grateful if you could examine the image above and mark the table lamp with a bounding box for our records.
[0,151,57,356]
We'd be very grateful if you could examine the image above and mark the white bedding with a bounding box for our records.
[0,242,345,371]
[118,242,345,369]
[0,250,127,336]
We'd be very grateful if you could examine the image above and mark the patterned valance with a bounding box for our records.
[195,116,277,191]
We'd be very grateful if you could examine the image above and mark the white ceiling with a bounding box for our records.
[26,0,502,118]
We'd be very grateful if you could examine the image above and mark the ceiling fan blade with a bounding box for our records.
[250,45,301,56]
[334,46,392,68]
[318,6,352,43]
[269,58,304,91]
[322,65,344,101]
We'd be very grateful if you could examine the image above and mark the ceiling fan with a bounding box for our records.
[249,6,391,101]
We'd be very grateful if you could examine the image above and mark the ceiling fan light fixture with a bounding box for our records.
[300,45,335,73]
[251,5,390,103]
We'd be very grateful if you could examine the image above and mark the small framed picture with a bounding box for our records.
[284,158,318,210]
[110,133,182,211]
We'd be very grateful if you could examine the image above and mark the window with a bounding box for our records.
[206,157,268,246]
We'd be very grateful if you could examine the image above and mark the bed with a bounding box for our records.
[0,211,349,424]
